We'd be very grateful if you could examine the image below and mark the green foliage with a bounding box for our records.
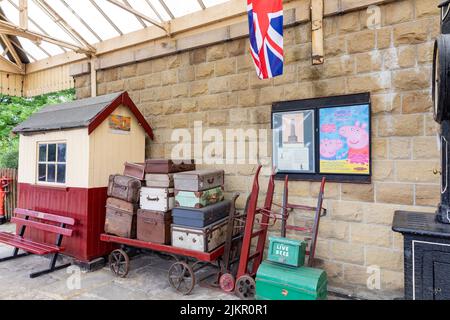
[0,89,75,169]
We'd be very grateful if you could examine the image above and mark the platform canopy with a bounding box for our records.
[0,0,229,73]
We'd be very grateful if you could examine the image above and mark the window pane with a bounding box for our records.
[48,144,57,162]
[47,164,56,183]
[39,144,47,162]
[57,164,66,184]
[58,144,67,163]
[38,164,46,182]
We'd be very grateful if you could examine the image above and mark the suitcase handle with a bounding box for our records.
[207,177,215,184]
[146,196,160,201]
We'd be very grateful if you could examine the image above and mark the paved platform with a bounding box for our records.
[0,223,347,300]
[0,223,237,300]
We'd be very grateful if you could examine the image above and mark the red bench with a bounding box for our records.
[0,208,75,278]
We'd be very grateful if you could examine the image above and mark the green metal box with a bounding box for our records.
[256,261,327,300]
[268,236,307,267]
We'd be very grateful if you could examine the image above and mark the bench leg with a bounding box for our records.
[29,253,71,278]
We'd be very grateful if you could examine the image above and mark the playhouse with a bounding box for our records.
[12,91,153,264]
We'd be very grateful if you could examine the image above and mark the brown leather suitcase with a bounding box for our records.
[107,174,141,203]
[173,169,224,192]
[105,205,137,239]
[123,162,146,180]
[137,209,172,244]
[106,197,137,213]
[144,159,195,174]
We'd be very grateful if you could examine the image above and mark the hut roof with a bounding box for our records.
[13,91,153,139]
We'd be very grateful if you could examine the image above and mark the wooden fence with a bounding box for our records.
[0,168,17,222]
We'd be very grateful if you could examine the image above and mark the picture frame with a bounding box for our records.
[272,93,372,184]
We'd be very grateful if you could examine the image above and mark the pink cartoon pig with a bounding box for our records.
[320,139,344,159]
[339,121,369,165]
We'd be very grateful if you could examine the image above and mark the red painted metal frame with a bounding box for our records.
[100,233,224,262]
[87,91,154,140]
[282,176,327,267]
[236,165,276,279]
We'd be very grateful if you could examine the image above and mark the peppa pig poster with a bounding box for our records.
[319,104,370,175]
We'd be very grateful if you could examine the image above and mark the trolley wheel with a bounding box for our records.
[168,261,196,295]
[219,273,235,292]
[235,275,256,300]
[109,249,130,278]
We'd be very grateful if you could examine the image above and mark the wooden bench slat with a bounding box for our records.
[0,233,60,255]
[14,208,75,226]
[11,217,73,237]
[0,233,59,252]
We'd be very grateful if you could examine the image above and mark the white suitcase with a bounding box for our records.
[171,218,233,253]
[140,187,175,212]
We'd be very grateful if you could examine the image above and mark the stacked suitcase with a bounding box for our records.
[171,170,232,253]
[104,174,142,238]
[137,160,195,244]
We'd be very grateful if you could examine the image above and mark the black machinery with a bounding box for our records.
[391,2,450,301]
[433,0,450,224]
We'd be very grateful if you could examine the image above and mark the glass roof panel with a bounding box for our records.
[45,0,99,44]
[164,0,202,18]
[128,0,161,23]
[27,0,79,46]
[148,0,171,21]
[68,0,120,40]
[94,0,144,35]
[0,0,234,63]
[19,37,48,60]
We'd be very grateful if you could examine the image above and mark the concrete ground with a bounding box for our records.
[0,223,344,300]
[0,223,237,300]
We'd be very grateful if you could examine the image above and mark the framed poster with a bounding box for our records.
[272,110,315,173]
[319,104,370,175]
[272,93,371,183]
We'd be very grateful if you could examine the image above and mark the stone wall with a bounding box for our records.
[75,0,441,299]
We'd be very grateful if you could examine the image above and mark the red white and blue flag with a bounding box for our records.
[247,0,284,79]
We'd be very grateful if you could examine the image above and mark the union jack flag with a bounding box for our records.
[247,0,284,79]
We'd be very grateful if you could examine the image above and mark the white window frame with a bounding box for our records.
[36,141,67,186]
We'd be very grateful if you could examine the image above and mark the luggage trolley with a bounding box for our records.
[100,196,241,296]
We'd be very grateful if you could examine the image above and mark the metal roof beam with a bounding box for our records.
[0,19,94,54]
[59,0,103,42]
[106,0,167,33]
[33,0,96,52]
[122,0,146,28]
[197,0,206,10]
[144,0,163,22]
[89,0,123,36]
[158,0,175,19]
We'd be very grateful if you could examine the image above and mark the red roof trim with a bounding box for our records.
[87,92,154,140]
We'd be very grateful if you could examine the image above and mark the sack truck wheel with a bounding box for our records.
[109,249,130,278]
[219,273,235,293]
[235,275,256,300]
[168,261,196,295]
